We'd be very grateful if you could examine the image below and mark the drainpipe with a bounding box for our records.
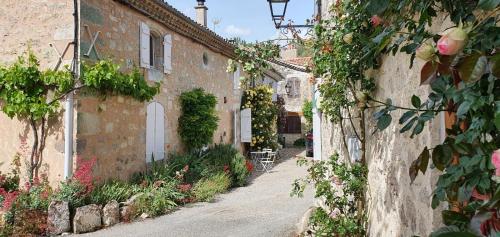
[64,0,79,179]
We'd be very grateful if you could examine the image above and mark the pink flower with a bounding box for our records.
[472,188,491,201]
[492,150,500,176]
[370,15,383,27]
[437,27,467,55]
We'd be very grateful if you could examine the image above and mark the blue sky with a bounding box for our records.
[166,0,316,42]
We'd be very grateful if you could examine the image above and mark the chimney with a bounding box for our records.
[195,0,208,27]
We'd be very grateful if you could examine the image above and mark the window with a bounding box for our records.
[287,78,301,98]
[150,32,163,71]
[140,22,172,75]
[203,52,209,66]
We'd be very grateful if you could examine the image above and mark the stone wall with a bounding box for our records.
[77,0,241,181]
[0,0,76,185]
[316,1,447,235]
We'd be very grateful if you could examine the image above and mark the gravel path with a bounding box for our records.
[81,148,314,237]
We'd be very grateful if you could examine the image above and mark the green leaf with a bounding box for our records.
[478,0,500,10]
[430,226,476,237]
[495,111,500,130]
[409,147,430,184]
[419,147,430,174]
[400,117,418,133]
[421,61,438,85]
[432,145,452,171]
[366,0,389,15]
[377,114,392,130]
[456,101,472,118]
[441,210,470,227]
[399,110,416,124]
[491,54,500,78]
[411,95,421,108]
[458,53,488,83]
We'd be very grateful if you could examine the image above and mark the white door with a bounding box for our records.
[146,102,165,162]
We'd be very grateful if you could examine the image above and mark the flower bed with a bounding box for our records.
[0,144,252,236]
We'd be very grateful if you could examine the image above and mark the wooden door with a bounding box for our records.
[146,102,165,163]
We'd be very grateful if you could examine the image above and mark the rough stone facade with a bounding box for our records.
[0,0,242,184]
[0,0,76,185]
[315,1,445,236]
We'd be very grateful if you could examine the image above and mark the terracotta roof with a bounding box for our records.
[115,0,235,58]
[284,57,312,67]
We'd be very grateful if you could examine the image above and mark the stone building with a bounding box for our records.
[312,0,444,236]
[0,0,246,184]
[275,46,313,147]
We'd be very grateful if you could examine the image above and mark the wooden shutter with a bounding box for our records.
[146,103,155,162]
[233,65,241,90]
[146,102,165,163]
[140,22,151,68]
[285,116,301,134]
[163,34,172,74]
[241,108,252,142]
[154,103,165,161]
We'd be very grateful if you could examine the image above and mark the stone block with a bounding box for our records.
[77,112,100,135]
[102,200,120,227]
[47,200,71,235]
[73,204,102,234]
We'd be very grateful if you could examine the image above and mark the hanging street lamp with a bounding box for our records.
[267,0,290,29]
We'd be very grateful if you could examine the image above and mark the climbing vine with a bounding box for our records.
[313,0,499,236]
[0,52,159,183]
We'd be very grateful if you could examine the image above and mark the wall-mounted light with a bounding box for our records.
[285,81,292,96]
[267,0,289,29]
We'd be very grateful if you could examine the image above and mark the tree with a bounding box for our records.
[0,52,159,182]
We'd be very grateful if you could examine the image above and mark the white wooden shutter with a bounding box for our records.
[146,103,156,162]
[154,103,165,161]
[163,34,172,74]
[233,65,240,90]
[140,22,151,68]
[241,108,252,143]
[146,102,165,163]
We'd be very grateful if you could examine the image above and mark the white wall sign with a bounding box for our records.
[241,108,252,143]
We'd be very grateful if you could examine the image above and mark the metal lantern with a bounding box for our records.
[285,81,292,95]
[267,0,290,29]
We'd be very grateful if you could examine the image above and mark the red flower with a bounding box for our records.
[370,15,383,27]
[481,212,500,236]
[178,184,192,193]
[223,165,230,174]
[245,160,254,173]
[1,191,19,211]
[73,156,97,194]
[472,188,491,201]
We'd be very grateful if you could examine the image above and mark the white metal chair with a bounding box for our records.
[260,151,276,172]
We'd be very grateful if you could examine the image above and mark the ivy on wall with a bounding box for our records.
[178,88,219,152]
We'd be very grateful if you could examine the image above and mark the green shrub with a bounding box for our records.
[293,138,306,147]
[134,181,185,217]
[302,100,313,127]
[204,144,250,187]
[193,173,231,202]
[230,153,250,187]
[89,181,140,205]
[53,181,88,210]
[178,88,219,152]
[166,153,206,184]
